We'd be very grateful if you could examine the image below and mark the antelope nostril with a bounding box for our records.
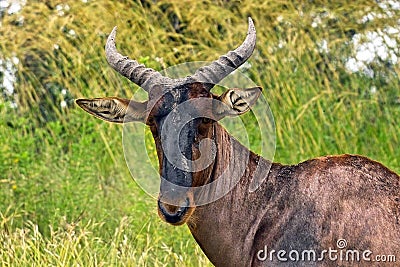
[177,206,184,212]
[158,198,190,224]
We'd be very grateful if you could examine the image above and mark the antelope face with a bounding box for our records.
[147,82,213,225]
[76,18,261,225]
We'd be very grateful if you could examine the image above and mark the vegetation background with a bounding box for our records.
[0,0,399,266]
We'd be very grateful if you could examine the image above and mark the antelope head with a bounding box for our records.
[76,18,262,225]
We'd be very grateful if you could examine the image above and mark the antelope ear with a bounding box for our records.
[75,97,147,123]
[215,87,262,117]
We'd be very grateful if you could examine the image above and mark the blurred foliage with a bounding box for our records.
[0,0,399,266]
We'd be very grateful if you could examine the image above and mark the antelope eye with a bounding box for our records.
[202,117,212,124]
[146,117,156,126]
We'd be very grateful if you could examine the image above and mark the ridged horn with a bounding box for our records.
[191,17,257,91]
[105,27,171,92]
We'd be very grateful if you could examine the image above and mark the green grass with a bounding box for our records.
[0,108,211,266]
[0,0,399,266]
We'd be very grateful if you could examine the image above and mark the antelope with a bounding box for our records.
[76,18,400,266]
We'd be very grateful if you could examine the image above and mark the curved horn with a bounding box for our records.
[105,27,171,92]
[191,17,257,91]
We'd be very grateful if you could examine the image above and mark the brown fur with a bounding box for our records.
[188,123,400,267]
